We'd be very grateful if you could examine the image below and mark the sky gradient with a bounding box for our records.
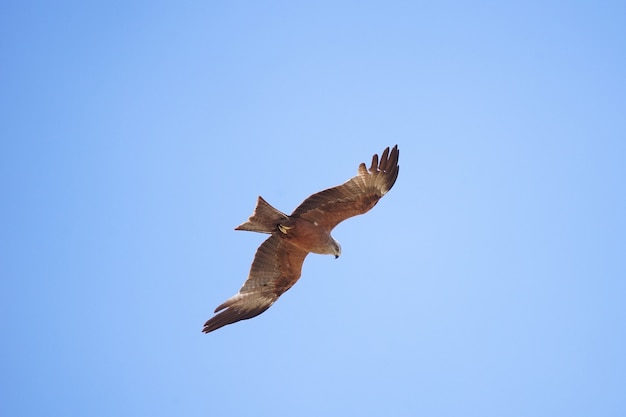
[2,2,625,416]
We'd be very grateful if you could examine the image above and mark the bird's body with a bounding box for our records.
[202,145,399,333]
[275,216,341,256]
[234,196,340,256]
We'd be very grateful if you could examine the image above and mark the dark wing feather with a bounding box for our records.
[202,234,308,333]
[291,145,399,229]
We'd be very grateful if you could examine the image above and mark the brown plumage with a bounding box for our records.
[202,145,399,333]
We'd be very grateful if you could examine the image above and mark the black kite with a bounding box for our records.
[202,145,399,333]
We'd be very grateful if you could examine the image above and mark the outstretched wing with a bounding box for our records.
[291,145,399,229]
[202,235,308,333]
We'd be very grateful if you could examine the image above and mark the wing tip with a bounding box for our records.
[202,293,276,334]
[202,306,246,334]
[372,145,399,194]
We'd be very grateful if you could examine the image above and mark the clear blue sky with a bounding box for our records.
[2,1,625,416]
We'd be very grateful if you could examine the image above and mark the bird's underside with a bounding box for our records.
[202,145,399,333]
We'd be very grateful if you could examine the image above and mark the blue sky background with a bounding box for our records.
[2,1,625,416]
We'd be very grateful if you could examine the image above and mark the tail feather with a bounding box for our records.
[235,196,288,233]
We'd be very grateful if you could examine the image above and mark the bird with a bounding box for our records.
[202,145,399,333]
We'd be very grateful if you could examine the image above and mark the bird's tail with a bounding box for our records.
[235,196,288,233]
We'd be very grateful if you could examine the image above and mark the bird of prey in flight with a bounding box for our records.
[203,145,399,333]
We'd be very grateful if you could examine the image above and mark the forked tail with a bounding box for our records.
[235,196,288,233]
